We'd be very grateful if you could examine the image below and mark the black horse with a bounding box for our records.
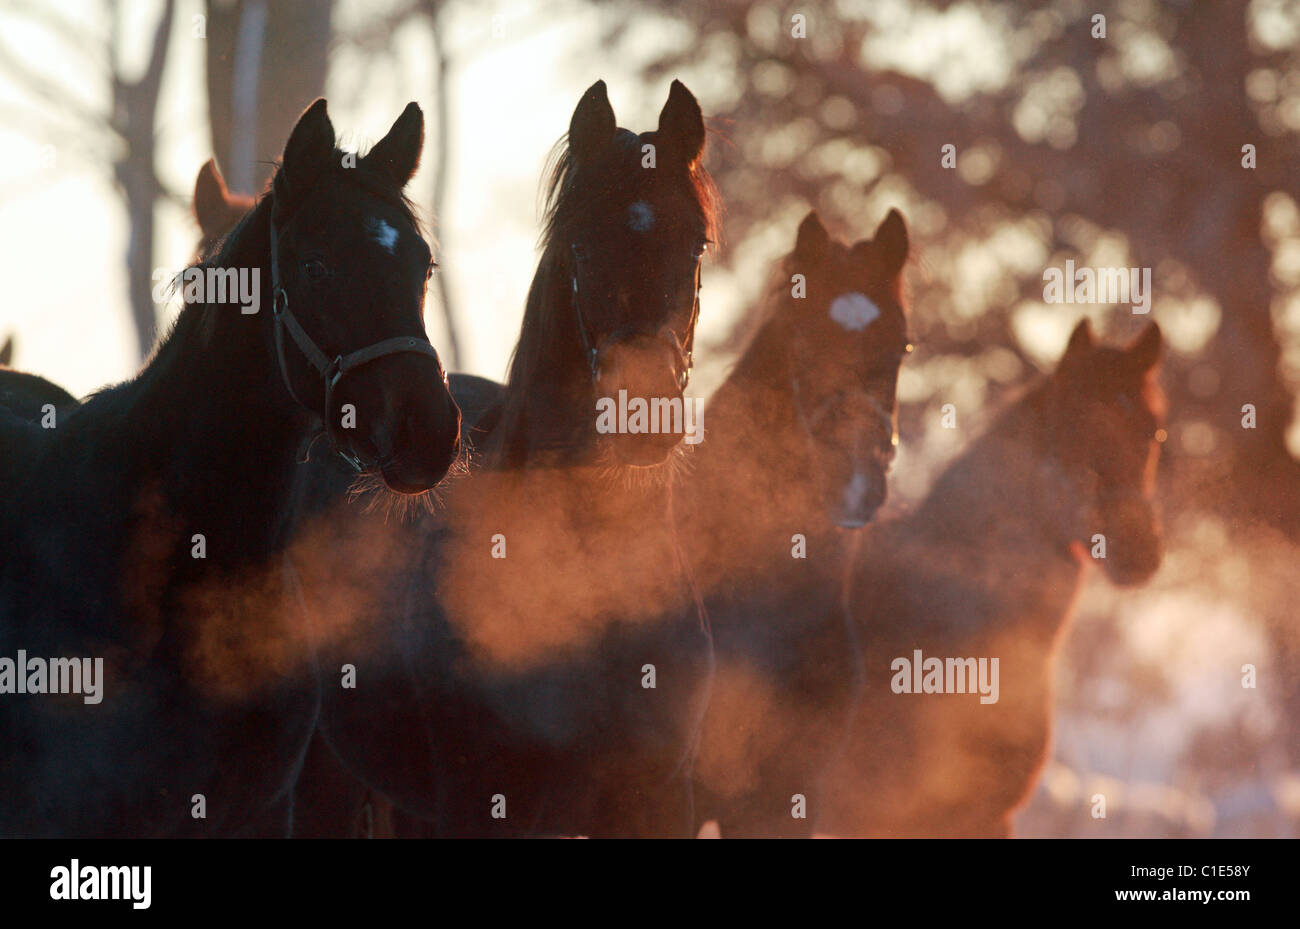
[682,210,913,836]
[292,79,722,836]
[0,99,461,836]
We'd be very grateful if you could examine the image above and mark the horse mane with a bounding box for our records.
[917,378,1052,520]
[725,254,812,381]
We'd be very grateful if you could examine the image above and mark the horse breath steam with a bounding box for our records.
[0,651,103,704]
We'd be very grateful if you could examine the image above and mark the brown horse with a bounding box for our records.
[193,158,256,256]
[683,209,912,836]
[816,319,1165,837]
[297,80,723,837]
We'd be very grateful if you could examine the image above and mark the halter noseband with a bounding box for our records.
[570,247,701,390]
[269,214,442,470]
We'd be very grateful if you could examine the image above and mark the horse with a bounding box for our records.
[815,319,1165,837]
[0,98,462,836]
[683,209,914,837]
[293,79,722,836]
[193,158,256,257]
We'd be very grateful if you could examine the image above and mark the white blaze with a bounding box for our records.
[367,217,399,254]
[829,292,880,331]
[627,200,655,233]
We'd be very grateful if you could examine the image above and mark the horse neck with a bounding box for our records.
[489,246,593,469]
[689,313,820,539]
[677,314,848,599]
[894,394,1086,632]
[96,201,308,567]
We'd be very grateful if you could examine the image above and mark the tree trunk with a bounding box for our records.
[204,0,334,196]
[111,0,176,361]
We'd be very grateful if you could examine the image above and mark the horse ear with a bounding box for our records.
[194,159,231,237]
[0,334,12,367]
[872,208,909,278]
[1062,318,1095,362]
[279,98,335,198]
[794,211,830,262]
[364,102,424,187]
[569,80,616,163]
[1128,321,1163,373]
[656,79,705,166]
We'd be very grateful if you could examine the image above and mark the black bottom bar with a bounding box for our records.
[0,838,1279,917]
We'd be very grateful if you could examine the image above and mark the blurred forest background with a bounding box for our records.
[1,0,1298,836]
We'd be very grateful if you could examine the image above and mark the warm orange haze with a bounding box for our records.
[0,0,1296,850]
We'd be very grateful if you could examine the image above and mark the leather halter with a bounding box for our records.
[790,375,897,448]
[268,215,442,470]
[570,247,701,390]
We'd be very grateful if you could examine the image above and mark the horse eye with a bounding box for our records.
[693,240,710,259]
[427,260,438,280]
[303,258,328,281]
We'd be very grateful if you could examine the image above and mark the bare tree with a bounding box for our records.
[421,0,461,368]
[203,0,335,196]
[622,0,1300,825]
[329,0,464,368]
[0,0,178,360]
[113,0,176,359]
[623,0,1300,533]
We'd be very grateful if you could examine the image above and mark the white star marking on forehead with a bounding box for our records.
[627,200,655,233]
[366,217,399,254]
[829,292,881,331]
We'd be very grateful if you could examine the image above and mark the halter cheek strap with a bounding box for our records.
[268,216,443,469]
[570,251,701,389]
[570,272,600,379]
